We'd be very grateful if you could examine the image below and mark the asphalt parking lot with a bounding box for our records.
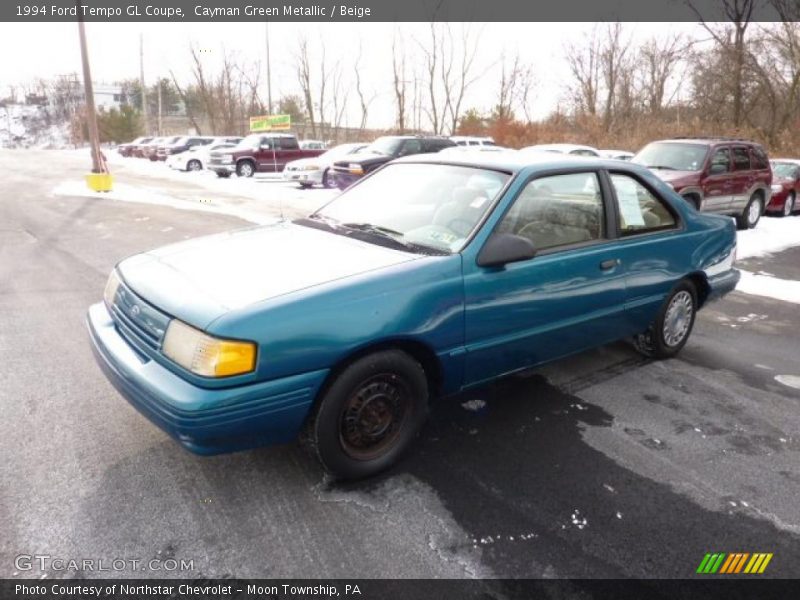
[1,149,799,581]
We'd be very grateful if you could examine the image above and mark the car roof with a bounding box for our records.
[521,143,599,153]
[394,149,649,175]
[651,138,760,146]
[772,158,800,164]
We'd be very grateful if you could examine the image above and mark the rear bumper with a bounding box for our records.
[86,302,328,455]
[283,169,323,184]
[706,268,741,303]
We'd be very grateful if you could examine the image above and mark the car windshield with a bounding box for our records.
[772,162,798,178]
[633,142,708,171]
[307,163,510,254]
[365,137,404,156]
[237,134,263,149]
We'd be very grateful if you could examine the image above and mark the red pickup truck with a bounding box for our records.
[207,133,325,178]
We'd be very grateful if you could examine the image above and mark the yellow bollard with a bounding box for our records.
[85,172,114,192]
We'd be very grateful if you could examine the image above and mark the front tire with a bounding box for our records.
[187,159,202,171]
[310,350,429,480]
[737,193,763,229]
[236,161,255,178]
[322,169,334,188]
[633,280,698,359]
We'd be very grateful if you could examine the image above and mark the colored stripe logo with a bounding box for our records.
[697,552,773,574]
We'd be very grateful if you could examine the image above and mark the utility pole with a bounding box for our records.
[76,1,102,173]
[139,33,148,132]
[265,22,273,114]
[157,79,162,135]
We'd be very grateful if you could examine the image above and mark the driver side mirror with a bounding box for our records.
[477,233,536,268]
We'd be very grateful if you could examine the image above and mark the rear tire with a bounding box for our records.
[309,350,429,480]
[633,280,698,359]
[780,192,795,217]
[737,193,763,229]
[682,194,701,211]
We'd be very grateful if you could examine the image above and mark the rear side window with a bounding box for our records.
[280,138,299,150]
[732,147,751,171]
[610,173,677,236]
[496,172,605,251]
[399,139,422,155]
[751,146,769,169]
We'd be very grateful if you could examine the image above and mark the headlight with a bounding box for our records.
[771,184,783,193]
[104,270,121,308]
[303,165,320,171]
[348,163,364,175]
[162,319,256,378]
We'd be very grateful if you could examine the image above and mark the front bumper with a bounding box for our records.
[333,170,362,190]
[87,302,328,454]
[209,163,235,174]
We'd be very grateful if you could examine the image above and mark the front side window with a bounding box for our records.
[399,140,422,156]
[311,163,510,253]
[709,148,731,174]
[610,173,676,235]
[496,172,604,251]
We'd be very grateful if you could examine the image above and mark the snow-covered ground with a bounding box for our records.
[736,217,800,304]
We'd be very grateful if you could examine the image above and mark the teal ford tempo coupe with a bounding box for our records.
[88,152,739,479]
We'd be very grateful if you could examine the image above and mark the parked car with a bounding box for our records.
[155,136,216,161]
[88,152,739,479]
[143,136,180,161]
[300,140,327,150]
[632,137,773,229]
[520,143,601,157]
[600,149,635,161]
[167,141,239,172]
[766,159,800,217]
[207,133,325,178]
[132,136,164,158]
[331,135,456,190]
[450,135,497,147]
[118,136,152,157]
[282,142,368,188]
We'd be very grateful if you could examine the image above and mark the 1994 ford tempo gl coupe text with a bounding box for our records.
[87,153,740,479]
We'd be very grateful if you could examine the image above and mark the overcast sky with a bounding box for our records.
[0,21,703,128]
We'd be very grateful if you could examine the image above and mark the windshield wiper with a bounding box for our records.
[646,164,678,170]
[342,222,405,237]
[342,222,448,255]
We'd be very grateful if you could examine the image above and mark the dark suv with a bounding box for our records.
[332,135,456,190]
[632,137,772,229]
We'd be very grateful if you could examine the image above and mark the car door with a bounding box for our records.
[256,137,277,172]
[603,170,684,332]
[276,137,303,171]
[701,146,732,212]
[462,170,628,386]
[729,145,754,212]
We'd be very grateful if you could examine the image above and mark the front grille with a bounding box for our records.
[110,283,170,352]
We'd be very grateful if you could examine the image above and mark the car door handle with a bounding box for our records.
[600,259,620,270]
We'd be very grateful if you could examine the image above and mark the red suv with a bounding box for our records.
[633,137,772,229]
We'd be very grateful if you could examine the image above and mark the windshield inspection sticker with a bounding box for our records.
[614,178,645,227]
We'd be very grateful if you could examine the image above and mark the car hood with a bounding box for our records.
[648,169,699,183]
[117,222,420,329]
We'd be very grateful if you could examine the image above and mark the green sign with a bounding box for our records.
[249,114,291,132]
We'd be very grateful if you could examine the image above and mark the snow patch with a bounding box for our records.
[51,180,276,225]
[775,375,800,390]
[460,399,486,412]
[737,216,800,259]
[737,271,800,305]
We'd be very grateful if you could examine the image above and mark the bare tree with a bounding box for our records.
[688,0,756,127]
[442,24,483,135]
[295,36,317,138]
[565,29,601,116]
[169,70,202,134]
[638,33,689,115]
[392,30,408,132]
[494,51,535,123]
[353,41,376,131]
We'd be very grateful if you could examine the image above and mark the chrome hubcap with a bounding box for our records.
[663,291,693,347]
[748,199,761,224]
[240,164,253,176]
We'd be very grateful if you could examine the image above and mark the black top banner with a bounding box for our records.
[0,0,794,22]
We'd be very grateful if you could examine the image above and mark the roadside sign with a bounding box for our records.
[250,114,291,132]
